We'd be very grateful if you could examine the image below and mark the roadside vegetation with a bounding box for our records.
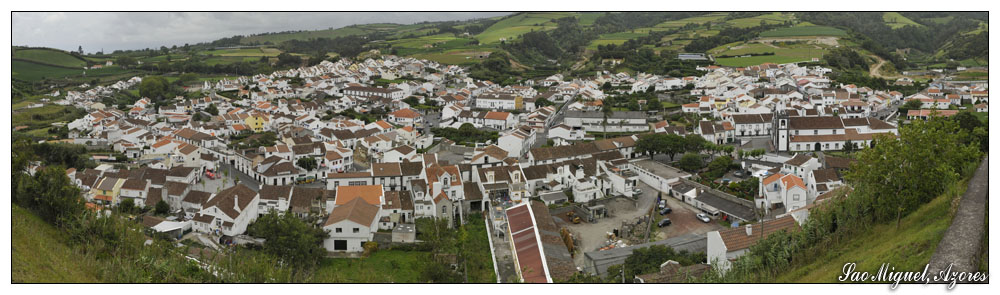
[696,114,986,283]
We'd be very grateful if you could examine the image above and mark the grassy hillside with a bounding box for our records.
[883,12,923,29]
[13,60,135,82]
[759,25,847,37]
[475,12,570,44]
[240,23,404,45]
[13,205,101,283]
[774,181,964,283]
[13,48,88,68]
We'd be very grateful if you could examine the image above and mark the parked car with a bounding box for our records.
[657,218,672,227]
[733,170,744,178]
[696,213,711,223]
[634,188,642,195]
[658,199,666,209]
[659,207,672,215]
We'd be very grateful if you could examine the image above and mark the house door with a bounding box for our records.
[814,142,821,151]
[334,240,347,251]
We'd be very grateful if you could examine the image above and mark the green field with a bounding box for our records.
[240,23,403,45]
[200,47,284,57]
[12,60,87,81]
[410,49,492,65]
[883,12,923,29]
[925,16,955,24]
[774,181,963,283]
[13,205,101,283]
[711,42,827,67]
[13,104,86,130]
[13,48,88,68]
[577,12,603,26]
[13,60,134,82]
[759,25,847,37]
[475,12,573,44]
[655,12,729,28]
[725,12,795,28]
[963,21,988,35]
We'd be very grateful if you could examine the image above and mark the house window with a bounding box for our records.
[353,228,360,233]
[813,130,818,135]
[336,228,342,233]
[793,194,800,201]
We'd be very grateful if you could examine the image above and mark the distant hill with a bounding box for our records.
[12,47,88,68]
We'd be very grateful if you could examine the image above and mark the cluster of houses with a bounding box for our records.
[45,49,986,283]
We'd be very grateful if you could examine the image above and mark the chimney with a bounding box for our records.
[745,224,753,236]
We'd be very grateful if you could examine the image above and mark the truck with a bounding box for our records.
[566,211,582,224]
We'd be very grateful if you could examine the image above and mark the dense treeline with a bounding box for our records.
[822,47,869,71]
[697,115,986,283]
[943,31,988,60]
[592,12,704,34]
[798,12,985,65]
[467,52,517,84]
[280,34,377,59]
[503,17,595,66]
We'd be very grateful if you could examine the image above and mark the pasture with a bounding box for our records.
[13,48,88,68]
[759,25,847,37]
[883,12,923,29]
[475,12,572,44]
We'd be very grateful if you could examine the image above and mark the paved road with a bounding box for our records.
[652,196,725,241]
[219,162,260,191]
[927,156,989,282]
[565,181,658,268]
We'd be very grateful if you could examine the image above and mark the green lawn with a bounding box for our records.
[759,25,847,37]
[883,12,923,29]
[311,250,431,283]
[13,205,101,283]
[774,181,964,282]
[13,48,88,68]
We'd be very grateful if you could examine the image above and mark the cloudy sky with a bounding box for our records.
[12,12,510,53]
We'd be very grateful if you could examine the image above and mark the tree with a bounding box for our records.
[899,99,923,114]
[678,153,704,172]
[115,56,137,68]
[683,134,707,153]
[155,200,170,215]
[601,103,614,139]
[705,156,733,180]
[119,198,135,214]
[205,103,219,116]
[140,76,170,100]
[535,97,555,107]
[296,157,317,171]
[176,73,199,86]
[247,211,328,280]
[276,53,303,68]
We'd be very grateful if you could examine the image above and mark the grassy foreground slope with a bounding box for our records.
[773,181,965,283]
[12,205,101,283]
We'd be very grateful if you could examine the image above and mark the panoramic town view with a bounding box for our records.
[10,10,990,288]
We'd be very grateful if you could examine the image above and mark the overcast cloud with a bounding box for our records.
[12,12,510,53]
